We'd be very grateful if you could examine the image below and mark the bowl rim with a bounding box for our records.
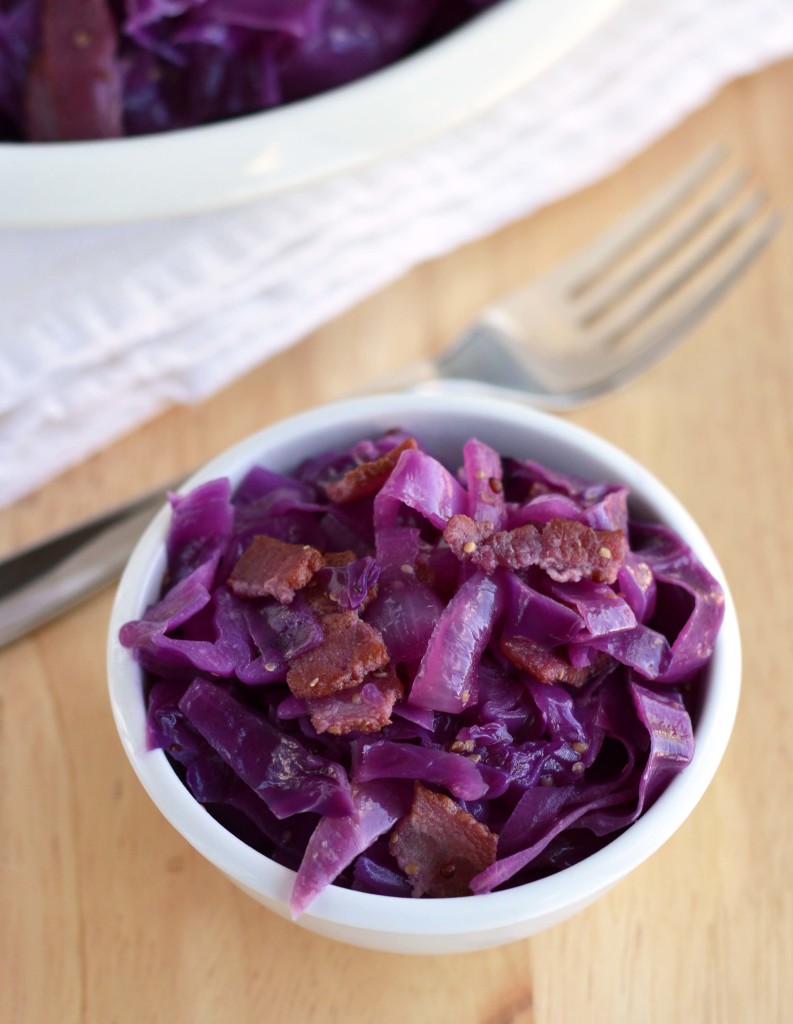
[107,391,741,936]
[0,0,625,227]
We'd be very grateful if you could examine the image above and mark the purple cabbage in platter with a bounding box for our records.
[290,779,412,917]
[120,428,725,915]
[167,477,234,585]
[351,737,489,802]
[0,0,504,140]
[374,446,468,533]
[364,572,444,663]
[119,565,237,678]
[408,569,502,713]
[179,677,355,819]
[462,435,507,528]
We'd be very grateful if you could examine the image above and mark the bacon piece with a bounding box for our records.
[500,636,609,687]
[389,783,498,898]
[286,611,389,699]
[540,519,627,585]
[444,514,536,573]
[324,437,418,504]
[483,523,542,573]
[228,535,324,604]
[306,668,404,735]
[443,515,496,558]
[444,514,626,583]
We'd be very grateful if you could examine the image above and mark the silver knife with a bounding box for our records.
[0,483,178,647]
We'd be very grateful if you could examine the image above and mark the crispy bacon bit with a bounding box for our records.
[228,535,325,604]
[286,611,389,699]
[324,437,418,504]
[445,514,539,573]
[500,636,609,687]
[306,668,404,735]
[444,515,495,557]
[482,523,542,572]
[388,783,498,897]
[540,519,627,584]
[444,514,626,583]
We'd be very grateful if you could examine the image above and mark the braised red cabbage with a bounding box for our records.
[120,430,724,915]
[0,0,503,141]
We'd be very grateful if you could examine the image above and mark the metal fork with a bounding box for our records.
[0,146,781,646]
[391,145,781,407]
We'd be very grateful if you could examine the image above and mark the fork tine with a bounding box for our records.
[587,208,783,387]
[574,169,748,323]
[556,145,729,294]
[590,190,771,348]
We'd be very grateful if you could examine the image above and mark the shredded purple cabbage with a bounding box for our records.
[120,431,725,915]
[0,0,503,141]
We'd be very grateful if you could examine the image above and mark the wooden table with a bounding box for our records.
[2,56,792,1024]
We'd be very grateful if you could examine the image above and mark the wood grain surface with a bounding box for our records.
[2,56,792,1024]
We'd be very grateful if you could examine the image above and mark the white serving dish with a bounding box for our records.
[0,0,624,227]
[107,391,741,954]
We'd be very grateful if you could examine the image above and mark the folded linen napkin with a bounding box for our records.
[1,0,792,506]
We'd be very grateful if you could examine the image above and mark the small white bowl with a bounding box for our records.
[107,391,740,954]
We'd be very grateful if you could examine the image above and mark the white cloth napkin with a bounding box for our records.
[1,0,792,507]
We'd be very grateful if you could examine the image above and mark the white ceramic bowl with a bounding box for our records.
[1,0,624,227]
[107,391,740,954]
